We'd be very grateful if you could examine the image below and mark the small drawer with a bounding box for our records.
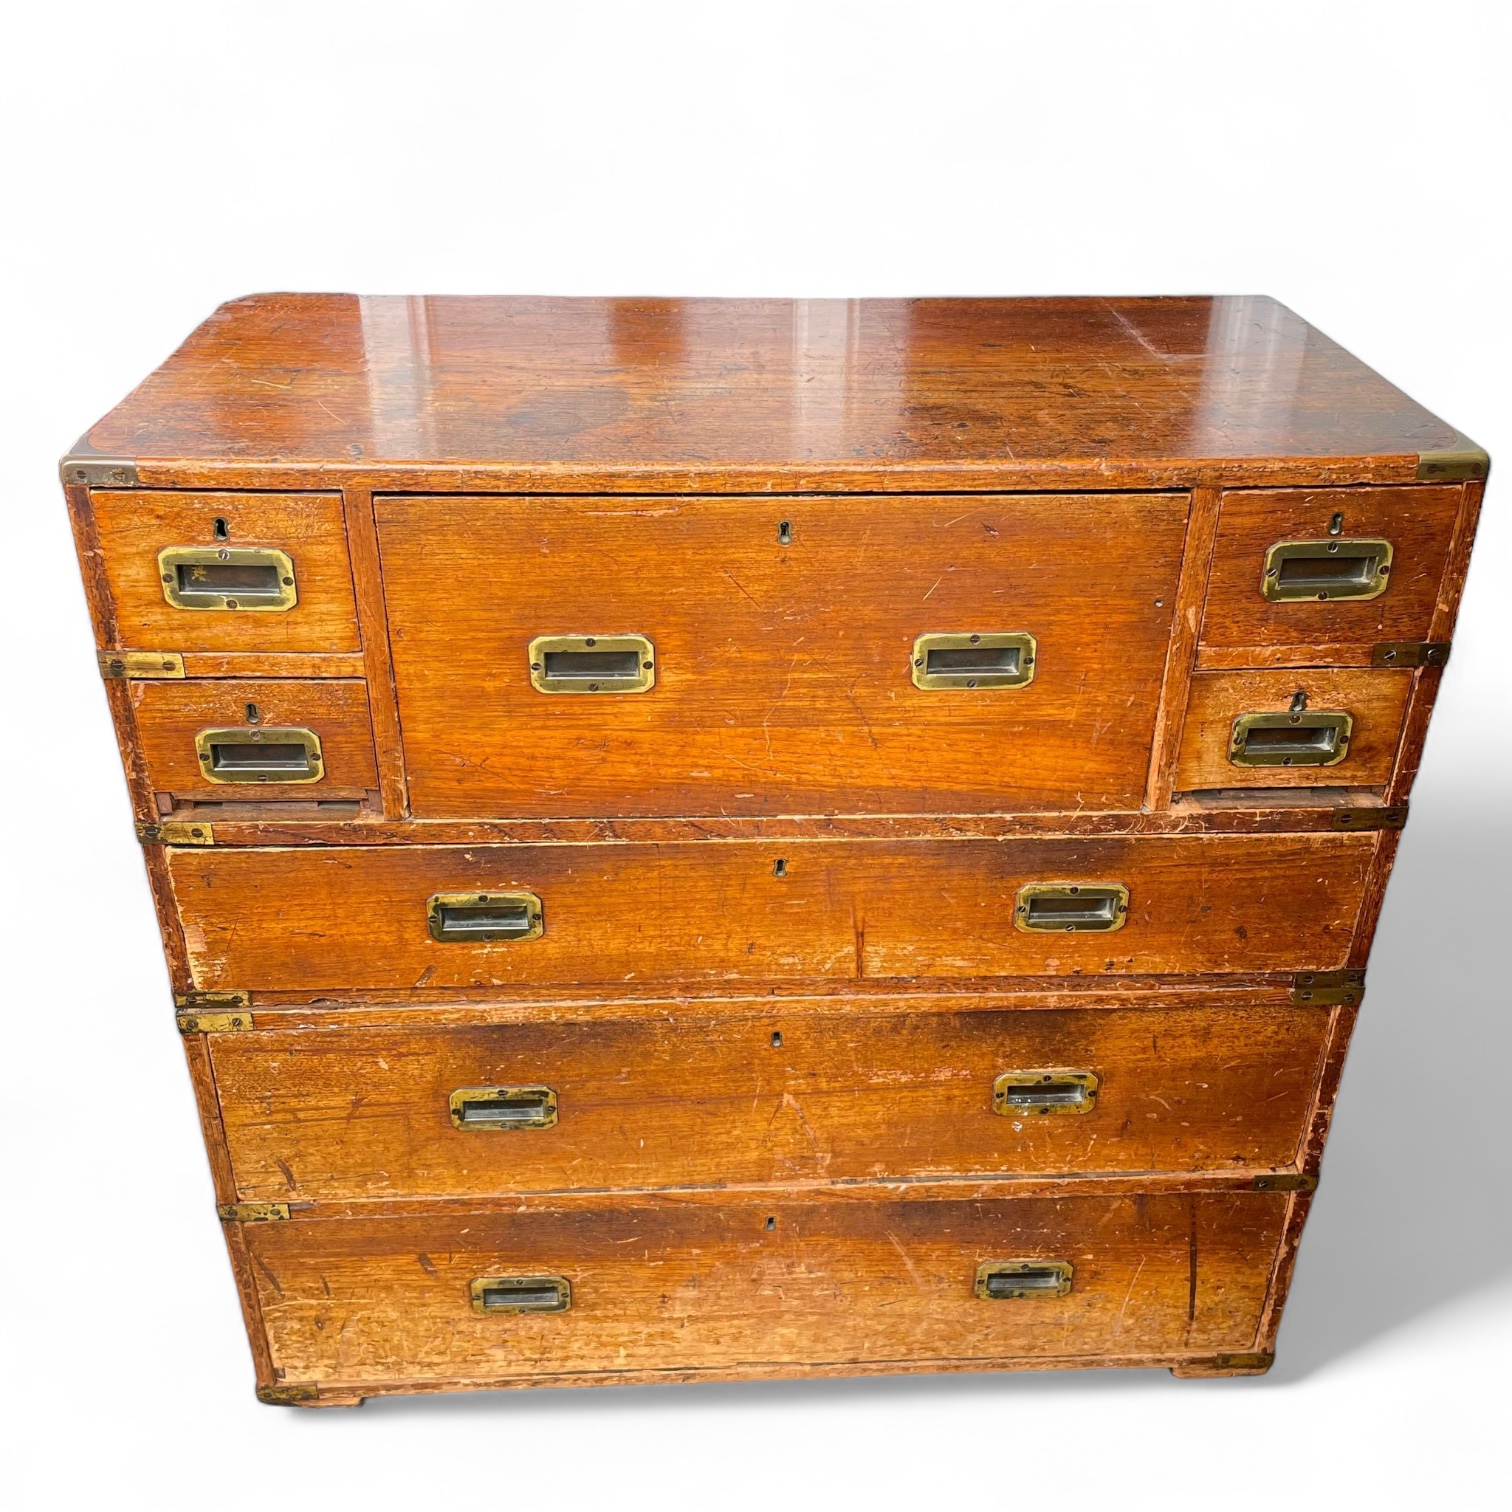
[240,1191,1290,1390]
[92,491,360,653]
[167,833,1377,994]
[131,678,378,800]
[1175,668,1413,791]
[211,1002,1332,1202]
[1199,486,1461,664]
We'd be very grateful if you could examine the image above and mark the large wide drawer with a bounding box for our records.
[212,1001,1331,1201]
[242,1191,1289,1389]
[375,492,1187,818]
[169,834,1376,993]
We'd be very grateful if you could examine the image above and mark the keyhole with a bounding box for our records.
[245,702,261,725]
[777,520,792,545]
[773,858,787,878]
[1328,512,1344,536]
[764,1216,777,1231]
[771,1031,783,1048]
[213,517,230,540]
[1289,690,1308,714]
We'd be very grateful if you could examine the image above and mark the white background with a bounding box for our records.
[3,3,1508,1508]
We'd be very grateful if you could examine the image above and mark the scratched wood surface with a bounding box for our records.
[90,491,361,653]
[1198,485,1462,661]
[377,492,1186,817]
[241,1190,1287,1386]
[168,833,1377,993]
[128,677,378,797]
[210,1002,1331,1202]
[1175,667,1413,791]
[75,296,1468,493]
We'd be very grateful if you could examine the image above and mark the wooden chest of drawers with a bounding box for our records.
[63,294,1487,1405]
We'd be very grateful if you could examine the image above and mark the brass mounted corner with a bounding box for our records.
[218,1202,290,1223]
[98,651,185,680]
[1416,435,1489,482]
[256,1385,320,1406]
[1251,1172,1318,1192]
[1291,969,1365,1006]
[60,453,140,488]
[1330,805,1407,832]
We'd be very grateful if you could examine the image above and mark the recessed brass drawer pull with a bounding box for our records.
[528,634,655,694]
[194,726,323,784]
[426,891,544,943]
[993,1070,1100,1116]
[470,1276,571,1314]
[911,631,1037,690]
[158,546,298,611]
[1229,711,1352,768]
[449,1085,558,1130]
[1015,883,1130,933]
[1261,538,1392,602]
[975,1260,1074,1300]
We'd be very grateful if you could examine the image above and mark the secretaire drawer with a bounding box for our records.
[130,678,379,799]
[211,1002,1331,1201]
[168,833,1377,993]
[1199,485,1460,663]
[92,491,360,653]
[243,1191,1289,1388]
[1175,667,1412,791]
[374,493,1187,818]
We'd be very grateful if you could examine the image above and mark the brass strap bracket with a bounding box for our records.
[1331,805,1407,832]
[177,1010,253,1034]
[1372,641,1451,669]
[176,991,252,1033]
[98,651,185,680]
[218,1203,290,1223]
[1291,969,1365,1006]
[137,820,214,846]
[1251,1173,1318,1192]
[1416,437,1489,482]
[176,990,251,1010]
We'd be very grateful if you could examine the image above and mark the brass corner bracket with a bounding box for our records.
[1416,436,1489,482]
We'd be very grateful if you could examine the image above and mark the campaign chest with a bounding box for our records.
[63,294,1488,1405]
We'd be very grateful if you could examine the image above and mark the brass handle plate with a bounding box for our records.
[911,632,1037,690]
[992,1070,1100,1116]
[1261,538,1392,602]
[194,726,324,784]
[1014,882,1130,933]
[449,1085,558,1130]
[470,1275,571,1314]
[158,546,298,611]
[528,634,655,694]
[1229,711,1353,768]
[975,1260,1074,1300]
[426,891,544,943]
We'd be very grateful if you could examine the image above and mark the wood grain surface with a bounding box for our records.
[75,296,1468,493]
[210,1001,1332,1201]
[1175,667,1412,791]
[91,490,360,653]
[241,1190,1288,1386]
[129,677,378,798]
[1199,485,1461,660]
[377,492,1186,817]
[168,833,1377,993]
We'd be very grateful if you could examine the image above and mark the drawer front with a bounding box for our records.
[213,1003,1331,1201]
[131,678,379,798]
[170,834,1375,992]
[375,493,1187,818]
[1176,668,1412,791]
[93,491,360,653]
[1200,485,1460,660]
[244,1192,1288,1386]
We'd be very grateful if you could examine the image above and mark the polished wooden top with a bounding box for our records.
[71,295,1479,491]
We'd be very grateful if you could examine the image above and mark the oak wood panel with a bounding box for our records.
[244,1191,1285,1386]
[1199,485,1461,656]
[129,677,378,797]
[169,834,1376,993]
[1174,668,1412,791]
[377,493,1185,818]
[212,1003,1330,1202]
[92,491,360,652]
[79,296,1466,494]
